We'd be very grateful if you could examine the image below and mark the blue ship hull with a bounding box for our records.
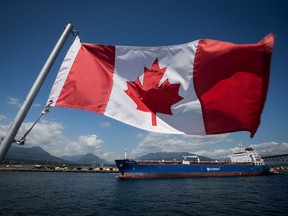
[115,159,270,178]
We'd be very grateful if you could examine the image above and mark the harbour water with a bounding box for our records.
[0,172,287,216]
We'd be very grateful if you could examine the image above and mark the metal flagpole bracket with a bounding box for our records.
[14,100,54,145]
[72,29,79,37]
[0,24,73,163]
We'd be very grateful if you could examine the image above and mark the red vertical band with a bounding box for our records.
[56,43,115,114]
[193,34,274,137]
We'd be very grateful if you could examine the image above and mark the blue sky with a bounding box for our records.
[1,0,288,160]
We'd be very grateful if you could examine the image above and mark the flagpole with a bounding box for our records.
[0,23,73,163]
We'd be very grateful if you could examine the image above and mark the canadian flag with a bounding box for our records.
[48,34,274,137]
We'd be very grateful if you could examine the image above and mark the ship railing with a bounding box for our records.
[137,160,183,165]
[136,160,255,165]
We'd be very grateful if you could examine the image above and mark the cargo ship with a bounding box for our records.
[115,146,270,178]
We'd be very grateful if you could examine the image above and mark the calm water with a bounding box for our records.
[0,172,287,216]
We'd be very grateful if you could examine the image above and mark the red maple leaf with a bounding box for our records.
[125,58,183,126]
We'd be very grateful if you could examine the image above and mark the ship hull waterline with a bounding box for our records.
[117,171,269,179]
[115,160,270,179]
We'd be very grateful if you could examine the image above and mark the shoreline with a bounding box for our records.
[0,166,119,173]
[0,168,119,173]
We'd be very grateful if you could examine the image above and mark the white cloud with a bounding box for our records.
[0,114,7,122]
[250,142,288,156]
[32,103,41,108]
[136,133,144,139]
[79,134,103,151]
[131,132,231,157]
[194,148,232,159]
[7,97,21,107]
[0,120,106,158]
[0,124,10,139]
[194,142,288,159]
[100,122,110,128]
[1,119,287,162]
[130,132,288,159]
[102,151,123,161]
[2,94,41,108]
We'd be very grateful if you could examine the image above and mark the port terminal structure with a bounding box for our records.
[262,154,288,164]
[0,164,119,173]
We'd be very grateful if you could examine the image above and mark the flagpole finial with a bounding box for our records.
[64,23,78,37]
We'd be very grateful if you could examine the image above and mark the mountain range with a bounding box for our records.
[4,145,214,165]
[4,145,109,165]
